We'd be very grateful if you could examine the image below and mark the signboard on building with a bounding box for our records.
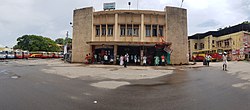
[243,34,250,54]
[104,2,116,10]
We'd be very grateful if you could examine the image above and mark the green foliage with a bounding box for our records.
[55,38,64,45]
[242,21,250,24]
[217,21,250,31]
[55,38,72,45]
[13,35,60,52]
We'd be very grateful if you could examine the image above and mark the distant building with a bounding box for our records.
[189,23,250,61]
[72,6,188,65]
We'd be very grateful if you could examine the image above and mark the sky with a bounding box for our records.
[0,0,250,47]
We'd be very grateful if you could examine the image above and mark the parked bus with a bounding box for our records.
[29,51,63,59]
[15,51,23,59]
[22,51,30,59]
[29,52,43,58]
[6,51,15,59]
[192,49,223,62]
[0,51,7,59]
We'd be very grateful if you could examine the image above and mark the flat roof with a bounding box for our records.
[87,41,156,46]
[94,10,165,15]
[189,23,250,39]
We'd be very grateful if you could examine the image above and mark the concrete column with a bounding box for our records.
[140,14,144,42]
[113,45,118,64]
[72,7,93,63]
[114,14,118,41]
[165,6,188,65]
[140,49,144,65]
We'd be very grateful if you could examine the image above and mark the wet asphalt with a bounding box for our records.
[0,60,250,110]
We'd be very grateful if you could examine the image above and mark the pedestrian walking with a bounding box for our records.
[222,52,228,71]
[206,54,211,66]
[124,53,129,68]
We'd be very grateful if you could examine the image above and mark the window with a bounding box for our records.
[152,25,157,37]
[159,26,163,37]
[108,25,113,36]
[101,25,106,36]
[146,25,151,37]
[127,25,132,36]
[133,25,139,36]
[96,25,100,36]
[225,39,230,47]
[212,40,215,44]
[200,43,204,49]
[194,43,198,49]
[120,25,126,36]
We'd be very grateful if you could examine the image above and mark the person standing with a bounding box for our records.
[222,52,228,71]
[161,55,165,66]
[104,54,108,64]
[85,54,89,64]
[120,56,124,66]
[143,56,147,66]
[126,53,129,63]
[134,55,137,64]
[154,56,160,66]
[94,54,97,64]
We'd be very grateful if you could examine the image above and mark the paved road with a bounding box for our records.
[0,60,250,110]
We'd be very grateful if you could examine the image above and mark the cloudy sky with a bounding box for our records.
[0,0,250,47]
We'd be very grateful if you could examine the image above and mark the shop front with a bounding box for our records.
[88,41,172,66]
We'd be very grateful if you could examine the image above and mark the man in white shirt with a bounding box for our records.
[222,52,228,71]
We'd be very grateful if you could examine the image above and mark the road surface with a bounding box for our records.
[0,59,250,110]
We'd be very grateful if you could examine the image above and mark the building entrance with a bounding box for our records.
[93,47,114,64]
[117,46,141,65]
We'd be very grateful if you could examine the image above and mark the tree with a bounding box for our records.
[13,35,60,52]
[242,21,250,24]
[55,38,64,45]
[55,38,72,45]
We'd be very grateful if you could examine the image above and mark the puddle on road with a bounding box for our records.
[129,70,189,87]
[91,81,130,89]
[129,82,169,87]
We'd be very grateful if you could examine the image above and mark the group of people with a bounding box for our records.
[203,52,228,71]
[119,53,148,68]
[119,53,129,67]
[118,54,168,67]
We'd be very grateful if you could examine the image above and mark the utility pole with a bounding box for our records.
[137,0,139,10]
[64,31,69,55]
[180,0,184,8]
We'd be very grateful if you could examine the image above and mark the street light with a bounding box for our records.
[128,2,131,10]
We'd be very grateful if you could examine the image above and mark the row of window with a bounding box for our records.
[95,24,164,37]
[194,39,232,50]
[96,25,113,36]
[146,25,164,37]
[194,43,204,50]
